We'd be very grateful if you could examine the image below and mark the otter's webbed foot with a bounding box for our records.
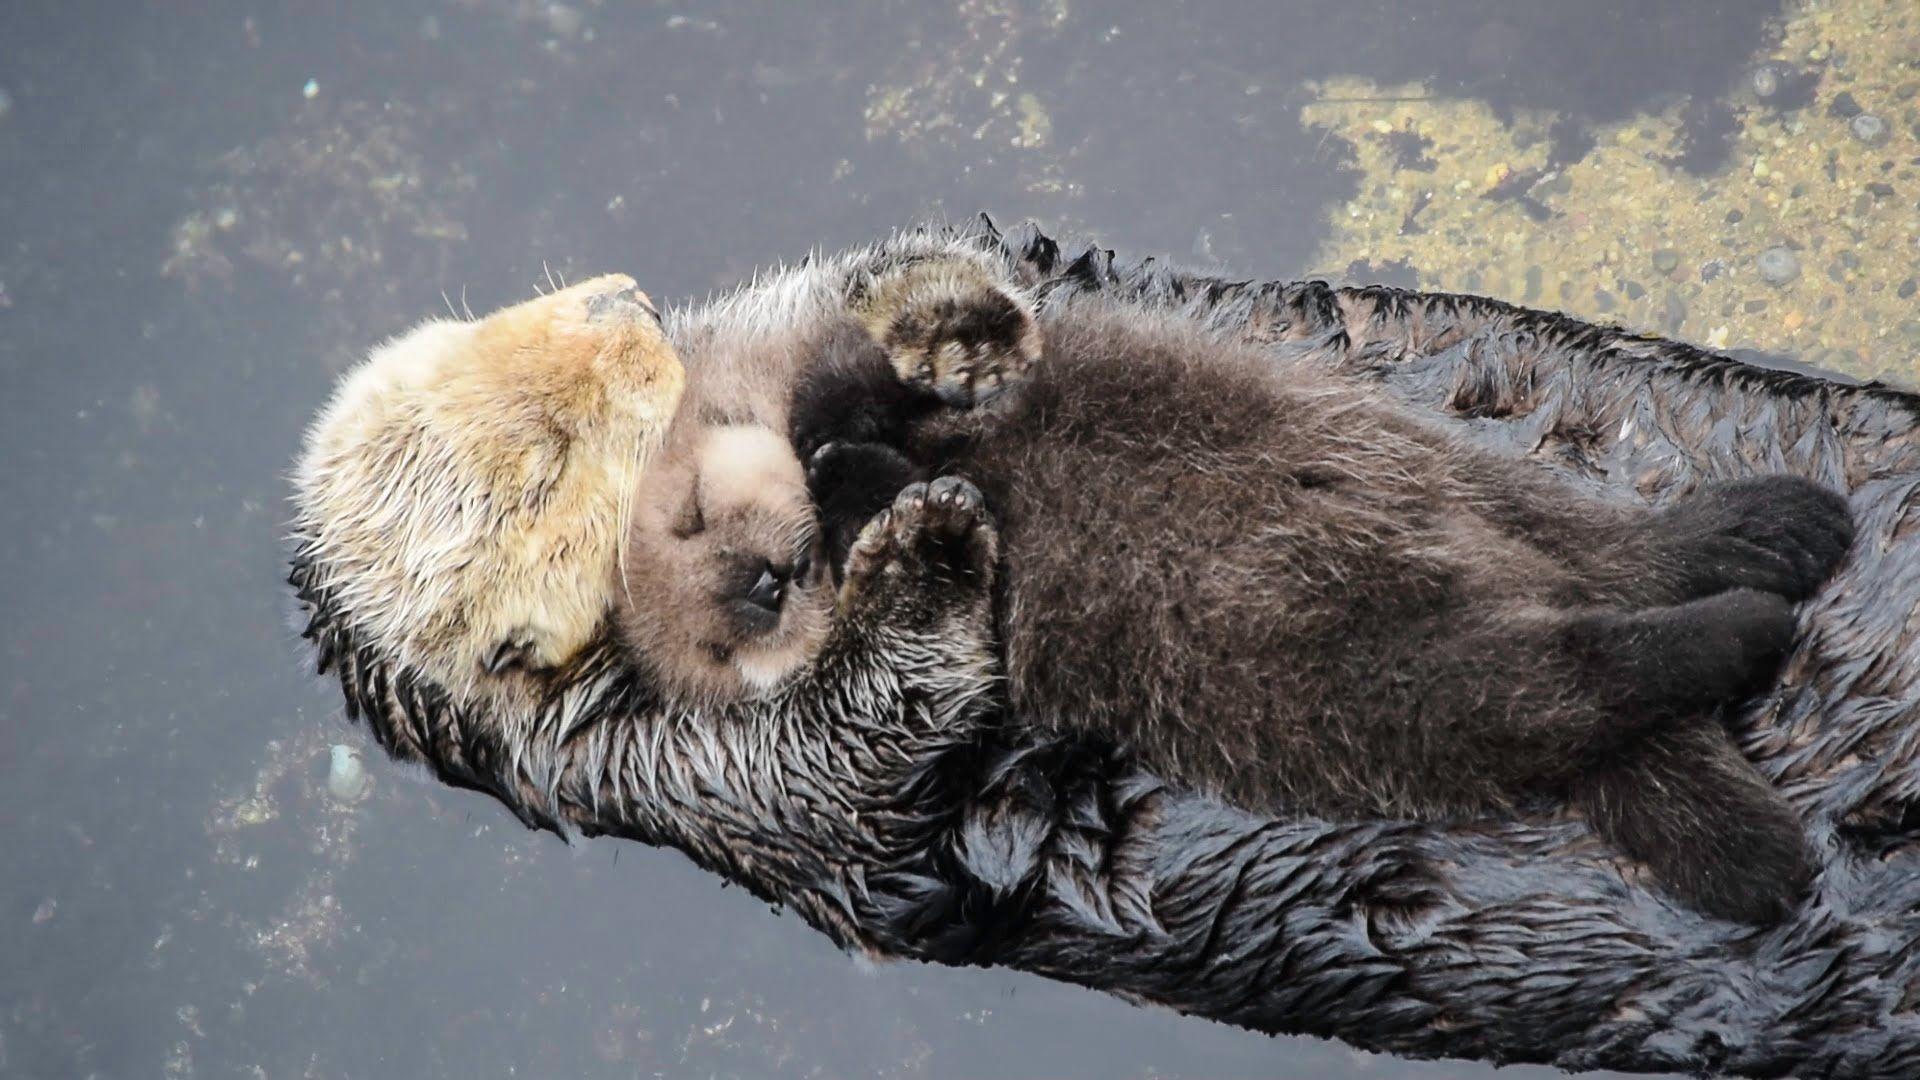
[1577,725,1814,924]
[1567,588,1797,716]
[842,477,998,617]
[1653,475,1854,603]
[859,261,1041,407]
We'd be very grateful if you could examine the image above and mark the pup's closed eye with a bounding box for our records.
[672,477,705,537]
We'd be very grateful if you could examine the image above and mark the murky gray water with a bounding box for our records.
[6,2,1877,1076]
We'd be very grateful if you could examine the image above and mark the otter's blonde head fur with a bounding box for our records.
[617,422,832,705]
[291,274,684,699]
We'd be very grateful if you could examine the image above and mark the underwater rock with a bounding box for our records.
[326,744,368,803]
[1759,245,1802,285]
[1850,113,1890,146]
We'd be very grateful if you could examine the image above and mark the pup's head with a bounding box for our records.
[618,423,833,704]
[291,274,684,700]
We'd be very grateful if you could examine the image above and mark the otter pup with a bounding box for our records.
[617,247,1040,704]
[783,295,1853,925]
[618,421,833,703]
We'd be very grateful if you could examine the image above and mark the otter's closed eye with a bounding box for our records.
[482,635,537,675]
[672,478,705,538]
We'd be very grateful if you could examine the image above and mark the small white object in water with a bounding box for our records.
[302,78,319,100]
[327,744,368,802]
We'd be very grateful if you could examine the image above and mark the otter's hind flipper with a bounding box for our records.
[1576,724,1814,924]
[1563,588,1798,716]
[1648,476,1855,603]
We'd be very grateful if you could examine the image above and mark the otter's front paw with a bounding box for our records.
[806,441,925,578]
[1656,476,1854,602]
[872,282,1040,407]
[842,477,998,606]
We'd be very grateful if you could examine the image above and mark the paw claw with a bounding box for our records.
[872,276,1040,408]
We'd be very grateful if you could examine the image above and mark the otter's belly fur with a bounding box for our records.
[798,298,1852,922]
[941,314,1600,816]
[973,346,1580,816]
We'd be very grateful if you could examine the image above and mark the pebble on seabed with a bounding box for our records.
[1758,246,1802,286]
[1849,113,1889,146]
[327,744,369,803]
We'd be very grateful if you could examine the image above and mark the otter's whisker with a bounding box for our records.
[615,434,639,606]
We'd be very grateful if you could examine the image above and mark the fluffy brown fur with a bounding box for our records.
[793,297,1855,924]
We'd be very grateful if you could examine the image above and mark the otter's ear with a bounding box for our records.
[671,479,706,538]
[482,633,539,675]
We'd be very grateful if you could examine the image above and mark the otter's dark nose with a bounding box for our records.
[743,563,786,615]
[585,285,661,326]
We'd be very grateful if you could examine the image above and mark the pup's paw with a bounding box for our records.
[1657,476,1854,602]
[863,264,1041,407]
[806,440,925,578]
[842,477,998,605]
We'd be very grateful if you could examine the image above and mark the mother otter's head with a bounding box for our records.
[291,275,684,706]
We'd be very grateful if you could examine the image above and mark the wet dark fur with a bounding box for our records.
[793,302,1852,923]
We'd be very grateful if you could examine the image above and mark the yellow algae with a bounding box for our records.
[1014,91,1052,149]
[1301,0,1920,385]
[860,0,1072,195]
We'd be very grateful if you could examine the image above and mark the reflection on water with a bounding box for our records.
[0,1,1868,1076]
